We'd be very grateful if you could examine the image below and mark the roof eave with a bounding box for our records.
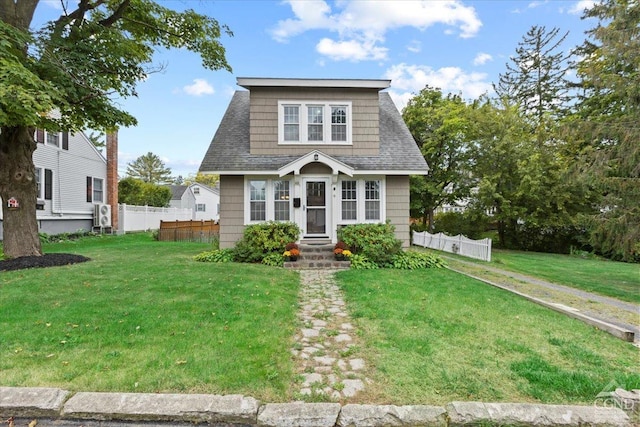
[237,77,391,90]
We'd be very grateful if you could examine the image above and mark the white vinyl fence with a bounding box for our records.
[412,230,492,262]
[118,204,192,233]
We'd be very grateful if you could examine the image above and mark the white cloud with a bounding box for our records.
[384,63,492,110]
[568,0,597,15]
[271,0,482,62]
[407,40,422,53]
[182,79,215,97]
[473,52,493,66]
[316,38,388,61]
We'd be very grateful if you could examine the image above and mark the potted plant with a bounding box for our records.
[284,242,300,261]
[334,241,349,261]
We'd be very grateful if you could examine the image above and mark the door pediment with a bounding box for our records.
[278,150,354,177]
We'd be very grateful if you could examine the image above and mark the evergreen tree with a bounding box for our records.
[494,25,572,128]
[126,152,173,184]
[571,0,640,261]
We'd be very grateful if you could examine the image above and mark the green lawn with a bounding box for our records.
[0,233,300,401]
[336,268,640,405]
[3,235,638,405]
[427,247,640,304]
[488,250,640,303]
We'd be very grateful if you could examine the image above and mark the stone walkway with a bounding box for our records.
[291,270,369,400]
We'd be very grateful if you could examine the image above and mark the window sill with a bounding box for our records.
[278,141,352,146]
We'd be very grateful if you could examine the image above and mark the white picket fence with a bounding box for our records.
[118,204,192,233]
[412,230,492,262]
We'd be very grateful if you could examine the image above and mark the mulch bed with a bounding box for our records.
[0,253,90,272]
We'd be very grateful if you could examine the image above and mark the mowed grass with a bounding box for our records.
[0,233,300,400]
[429,247,640,304]
[336,268,640,405]
[489,250,640,303]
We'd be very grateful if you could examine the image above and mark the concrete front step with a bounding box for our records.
[284,260,350,270]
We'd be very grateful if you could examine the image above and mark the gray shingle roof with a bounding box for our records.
[168,185,188,200]
[199,91,428,174]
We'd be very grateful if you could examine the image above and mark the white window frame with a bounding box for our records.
[337,177,385,224]
[196,203,206,212]
[45,130,61,147]
[278,101,352,145]
[193,186,200,194]
[244,177,293,224]
[35,167,44,199]
[92,177,104,203]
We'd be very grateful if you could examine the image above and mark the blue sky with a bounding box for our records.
[34,0,597,178]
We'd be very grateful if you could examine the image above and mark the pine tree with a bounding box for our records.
[126,152,173,184]
[571,0,640,261]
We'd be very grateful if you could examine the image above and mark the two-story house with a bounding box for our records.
[168,183,220,221]
[199,78,429,248]
[0,129,108,240]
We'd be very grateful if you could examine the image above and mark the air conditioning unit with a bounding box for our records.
[94,203,112,227]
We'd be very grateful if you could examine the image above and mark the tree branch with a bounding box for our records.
[99,0,130,27]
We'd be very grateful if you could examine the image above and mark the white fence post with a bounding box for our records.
[411,229,492,262]
[117,204,193,233]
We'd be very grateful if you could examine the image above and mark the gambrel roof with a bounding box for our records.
[199,91,428,175]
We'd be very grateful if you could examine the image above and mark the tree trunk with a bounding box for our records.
[0,126,43,258]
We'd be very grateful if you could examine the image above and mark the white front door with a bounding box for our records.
[303,178,330,237]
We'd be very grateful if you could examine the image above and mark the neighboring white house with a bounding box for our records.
[0,129,108,240]
[168,183,220,221]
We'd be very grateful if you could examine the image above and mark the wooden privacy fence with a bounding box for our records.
[158,220,220,243]
[412,230,492,262]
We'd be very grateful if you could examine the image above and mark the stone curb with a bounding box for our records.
[0,387,631,426]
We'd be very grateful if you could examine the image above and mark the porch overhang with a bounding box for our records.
[278,150,354,177]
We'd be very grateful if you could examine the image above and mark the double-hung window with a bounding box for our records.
[339,179,383,223]
[247,178,292,223]
[279,101,351,144]
[196,204,206,212]
[249,180,266,221]
[283,105,300,142]
[365,180,381,220]
[86,177,104,203]
[35,168,46,200]
[341,180,357,220]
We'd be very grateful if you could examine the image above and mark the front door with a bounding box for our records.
[304,179,330,237]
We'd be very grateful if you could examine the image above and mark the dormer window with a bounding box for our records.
[279,101,351,145]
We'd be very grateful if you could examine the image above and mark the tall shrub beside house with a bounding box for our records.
[338,223,402,267]
[233,222,300,263]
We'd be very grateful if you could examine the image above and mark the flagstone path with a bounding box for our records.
[291,270,369,400]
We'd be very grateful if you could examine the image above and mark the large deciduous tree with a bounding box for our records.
[0,0,231,258]
[402,86,474,229]
[126,152,172,184]
[571,0,640,261]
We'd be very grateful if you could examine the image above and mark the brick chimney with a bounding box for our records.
[106,131,119,231]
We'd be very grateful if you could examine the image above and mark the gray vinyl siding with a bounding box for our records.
[249,87,380,156]
[219,175,245,248]
[386,175,411,247]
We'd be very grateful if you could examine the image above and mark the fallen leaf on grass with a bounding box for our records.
[175,360,187,365]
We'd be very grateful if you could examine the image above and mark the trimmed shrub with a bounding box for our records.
[390,250,447,269]
[262,253,284,267]
[348,254,379,270]
[233,221,301,263]
[338,222,401,267]
[194,248,234,263]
